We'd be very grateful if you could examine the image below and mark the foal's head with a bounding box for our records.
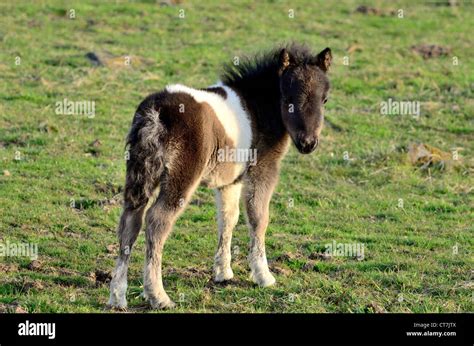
[278,47,332,154]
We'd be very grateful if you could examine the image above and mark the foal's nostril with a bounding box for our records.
[298,136,318,153]
[301,137,312,147]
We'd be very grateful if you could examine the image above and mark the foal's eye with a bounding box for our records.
[323,98,328,104]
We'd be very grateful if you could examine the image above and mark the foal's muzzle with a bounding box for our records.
[296,136,319,154]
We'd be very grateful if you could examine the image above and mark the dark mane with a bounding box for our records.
[220,44,316,144]
[221,43,315,86]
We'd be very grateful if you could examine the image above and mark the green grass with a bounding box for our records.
[0,0,473,313]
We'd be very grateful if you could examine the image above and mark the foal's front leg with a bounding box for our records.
[213,182,242,282]
[244,171,278,287]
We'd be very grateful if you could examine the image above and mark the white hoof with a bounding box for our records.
[149,293,176,310]
[108,289,127,309]
[251,270,276,287]
[213,266,234,282]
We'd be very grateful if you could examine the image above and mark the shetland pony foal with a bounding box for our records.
[108,44,332,309]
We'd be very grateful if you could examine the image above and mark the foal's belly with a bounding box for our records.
[201,160,245,189]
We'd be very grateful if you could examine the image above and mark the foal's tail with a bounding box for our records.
[124,107,166,209]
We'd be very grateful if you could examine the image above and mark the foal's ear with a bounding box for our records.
[278,49,295,75]
[312,47,332,73]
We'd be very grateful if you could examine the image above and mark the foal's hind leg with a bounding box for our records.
[108,204,146,309]
[143,172,201,309]
[213,182,242,282]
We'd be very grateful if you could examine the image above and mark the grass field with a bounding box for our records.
[0,0,473,313]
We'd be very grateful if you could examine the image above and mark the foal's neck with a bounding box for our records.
[224,68,287,143]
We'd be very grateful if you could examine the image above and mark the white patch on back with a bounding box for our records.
[165,83,252,151]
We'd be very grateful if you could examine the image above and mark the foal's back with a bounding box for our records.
[130,83,252,191]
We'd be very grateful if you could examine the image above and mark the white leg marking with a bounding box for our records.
[144,257,176,309]
[214,183,242,282]
[108,261,128,308]
[249,238,276,287]
[108,212,139,309]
